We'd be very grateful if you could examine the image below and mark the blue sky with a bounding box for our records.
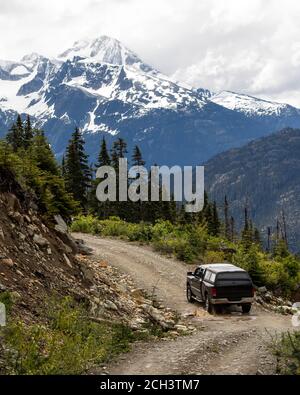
[1,0,300,106]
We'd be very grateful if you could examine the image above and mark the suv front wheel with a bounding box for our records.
[186,285,195,303]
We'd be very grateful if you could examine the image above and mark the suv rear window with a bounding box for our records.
[217,272,250,281]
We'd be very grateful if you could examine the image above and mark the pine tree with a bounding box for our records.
[211,201,220,236]
[128,145,147,222]
[206,203,214,235]
[29,130,59,175]
[64,128,91,209]
[16,114,23,131]
[266,227,271,253]
[230,216,235,242]
[109,138,128,219]
[6,115,25,151]
[254,227,261,246]
[224,195,230,239]
[241,207,252,249]
[24,115,34,149]
[132,145,145,167]
[111,138,128,170]
[91,137,112,218]
[61,156,66,177]
[96,137,111,168]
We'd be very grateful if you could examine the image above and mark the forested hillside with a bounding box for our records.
[205,128,300,252]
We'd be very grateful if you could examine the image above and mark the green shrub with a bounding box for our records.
[0,292,13,314]
[273,331,300,375]
[0,297,134,375]
[204,250,226,264]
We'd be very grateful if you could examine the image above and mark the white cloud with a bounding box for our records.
[0,0,300,105]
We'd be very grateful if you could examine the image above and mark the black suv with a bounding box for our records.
[187,263,254,314]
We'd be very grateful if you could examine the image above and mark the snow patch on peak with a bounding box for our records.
[59,35,128,64]
[58,35,158,75]
[210,91,290,117]
[21,53,46,70]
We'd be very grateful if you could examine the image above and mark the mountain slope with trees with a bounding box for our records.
[205,128,300,252]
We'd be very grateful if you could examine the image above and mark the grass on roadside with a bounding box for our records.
[0,296,139,375]
[272,330,300,375]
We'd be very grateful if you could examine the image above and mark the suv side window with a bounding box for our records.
[204,270,212,281]
[194,268,202,278]
[210,273,216,283]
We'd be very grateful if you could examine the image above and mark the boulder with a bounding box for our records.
[104,300,118,311]
[0,258,14,267]
[33,234,49,247]
[257,286,267,294]
[54,215,68,235]
[142,304,175,330]
[63,254,72,268]
[77,243,93,256]
[78,261,94,282]
[174,324,189,333]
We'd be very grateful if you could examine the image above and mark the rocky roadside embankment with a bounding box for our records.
[0,171,187,337]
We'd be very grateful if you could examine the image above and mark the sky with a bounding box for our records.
[1,0,300,106]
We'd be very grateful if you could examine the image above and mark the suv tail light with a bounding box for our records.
[252,288,256,297]
[212,288,217,298]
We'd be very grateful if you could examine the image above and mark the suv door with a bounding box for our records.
[200,270,212,301]
[191,268,204,300]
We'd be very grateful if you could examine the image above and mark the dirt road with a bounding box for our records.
[75,234,293,375]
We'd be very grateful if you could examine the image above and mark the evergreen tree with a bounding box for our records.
[132,145,145,167]
[266,227,271,253]
[111,138,128,170]
[198,190,209,223]
[224,195,230,239]
[230,216,235,242]
[110,138,128,219]
[241,207,252,249]
[6,115,25,151]
[61,156,66,178]
[91,137,112,218]
[24,115,34,149]
[205,203,214,235]
[128,145,147,222]
[254,227,261,246]
[64,128,91,209]
[29,130,59,175]
[96,137,111,168]
[211,201,220,236]
[274,239,289,258]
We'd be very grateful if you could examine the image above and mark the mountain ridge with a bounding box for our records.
[1,35,300,165]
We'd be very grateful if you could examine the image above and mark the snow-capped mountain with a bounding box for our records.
[1,35,300,165]
[210,91,300,118]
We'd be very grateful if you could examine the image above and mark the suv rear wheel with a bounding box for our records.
[242,304,251,314]
[186,285,195,303]
[204,294,214,314]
